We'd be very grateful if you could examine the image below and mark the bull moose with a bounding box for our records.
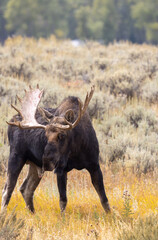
[1,85,110,213]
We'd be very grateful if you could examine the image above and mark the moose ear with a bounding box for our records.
[38,107,54,124]
[38,107,54,119]
[65,109,75,123]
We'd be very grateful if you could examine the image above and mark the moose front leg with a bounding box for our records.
[88,166,110,213]
[57,172,67,213]
[20,162,42,213]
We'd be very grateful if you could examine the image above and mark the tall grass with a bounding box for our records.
[0,167,157,239]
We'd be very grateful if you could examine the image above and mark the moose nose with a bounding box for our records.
[43,161,55,171]
[43,143,57,159]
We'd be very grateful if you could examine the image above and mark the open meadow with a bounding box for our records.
[0,37,158,239]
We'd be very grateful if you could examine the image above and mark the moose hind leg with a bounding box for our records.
[88,166,110,213]
[20,163,42,213]
[57,172,67,213]
[1,154,25,211]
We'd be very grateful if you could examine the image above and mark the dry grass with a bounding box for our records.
[0,167,157,239]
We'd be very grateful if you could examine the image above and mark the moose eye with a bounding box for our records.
[58,133,66,141]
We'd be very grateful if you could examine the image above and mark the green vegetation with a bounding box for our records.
[0,0,158,43]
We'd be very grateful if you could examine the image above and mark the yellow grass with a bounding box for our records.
[0,166,157,239]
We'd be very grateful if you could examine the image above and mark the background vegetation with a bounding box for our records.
[0,0,158,44]
[0,37,158,239]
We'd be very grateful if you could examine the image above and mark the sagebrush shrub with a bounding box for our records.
[0,209,24,240]
[118,213,158,240]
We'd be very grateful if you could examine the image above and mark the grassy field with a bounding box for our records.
[0,168,157,239]
[0,36,158,239]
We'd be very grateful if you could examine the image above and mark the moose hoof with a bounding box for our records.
[59,200,67,212]
[27,205,35,214]
[103,201,111,213]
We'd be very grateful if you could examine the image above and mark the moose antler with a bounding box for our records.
[7,85,46,129]
[52,85,95,130]
[7,85,95,131]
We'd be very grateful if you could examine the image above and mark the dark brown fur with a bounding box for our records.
[1,96,110,213]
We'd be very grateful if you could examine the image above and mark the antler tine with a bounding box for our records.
[6,120,20,128]
[11,103,24,118]
[70,99,82,128]
[16,95,22,103]
[7,85,46,130]
[71,85,95,128]
[84,85,95,107]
